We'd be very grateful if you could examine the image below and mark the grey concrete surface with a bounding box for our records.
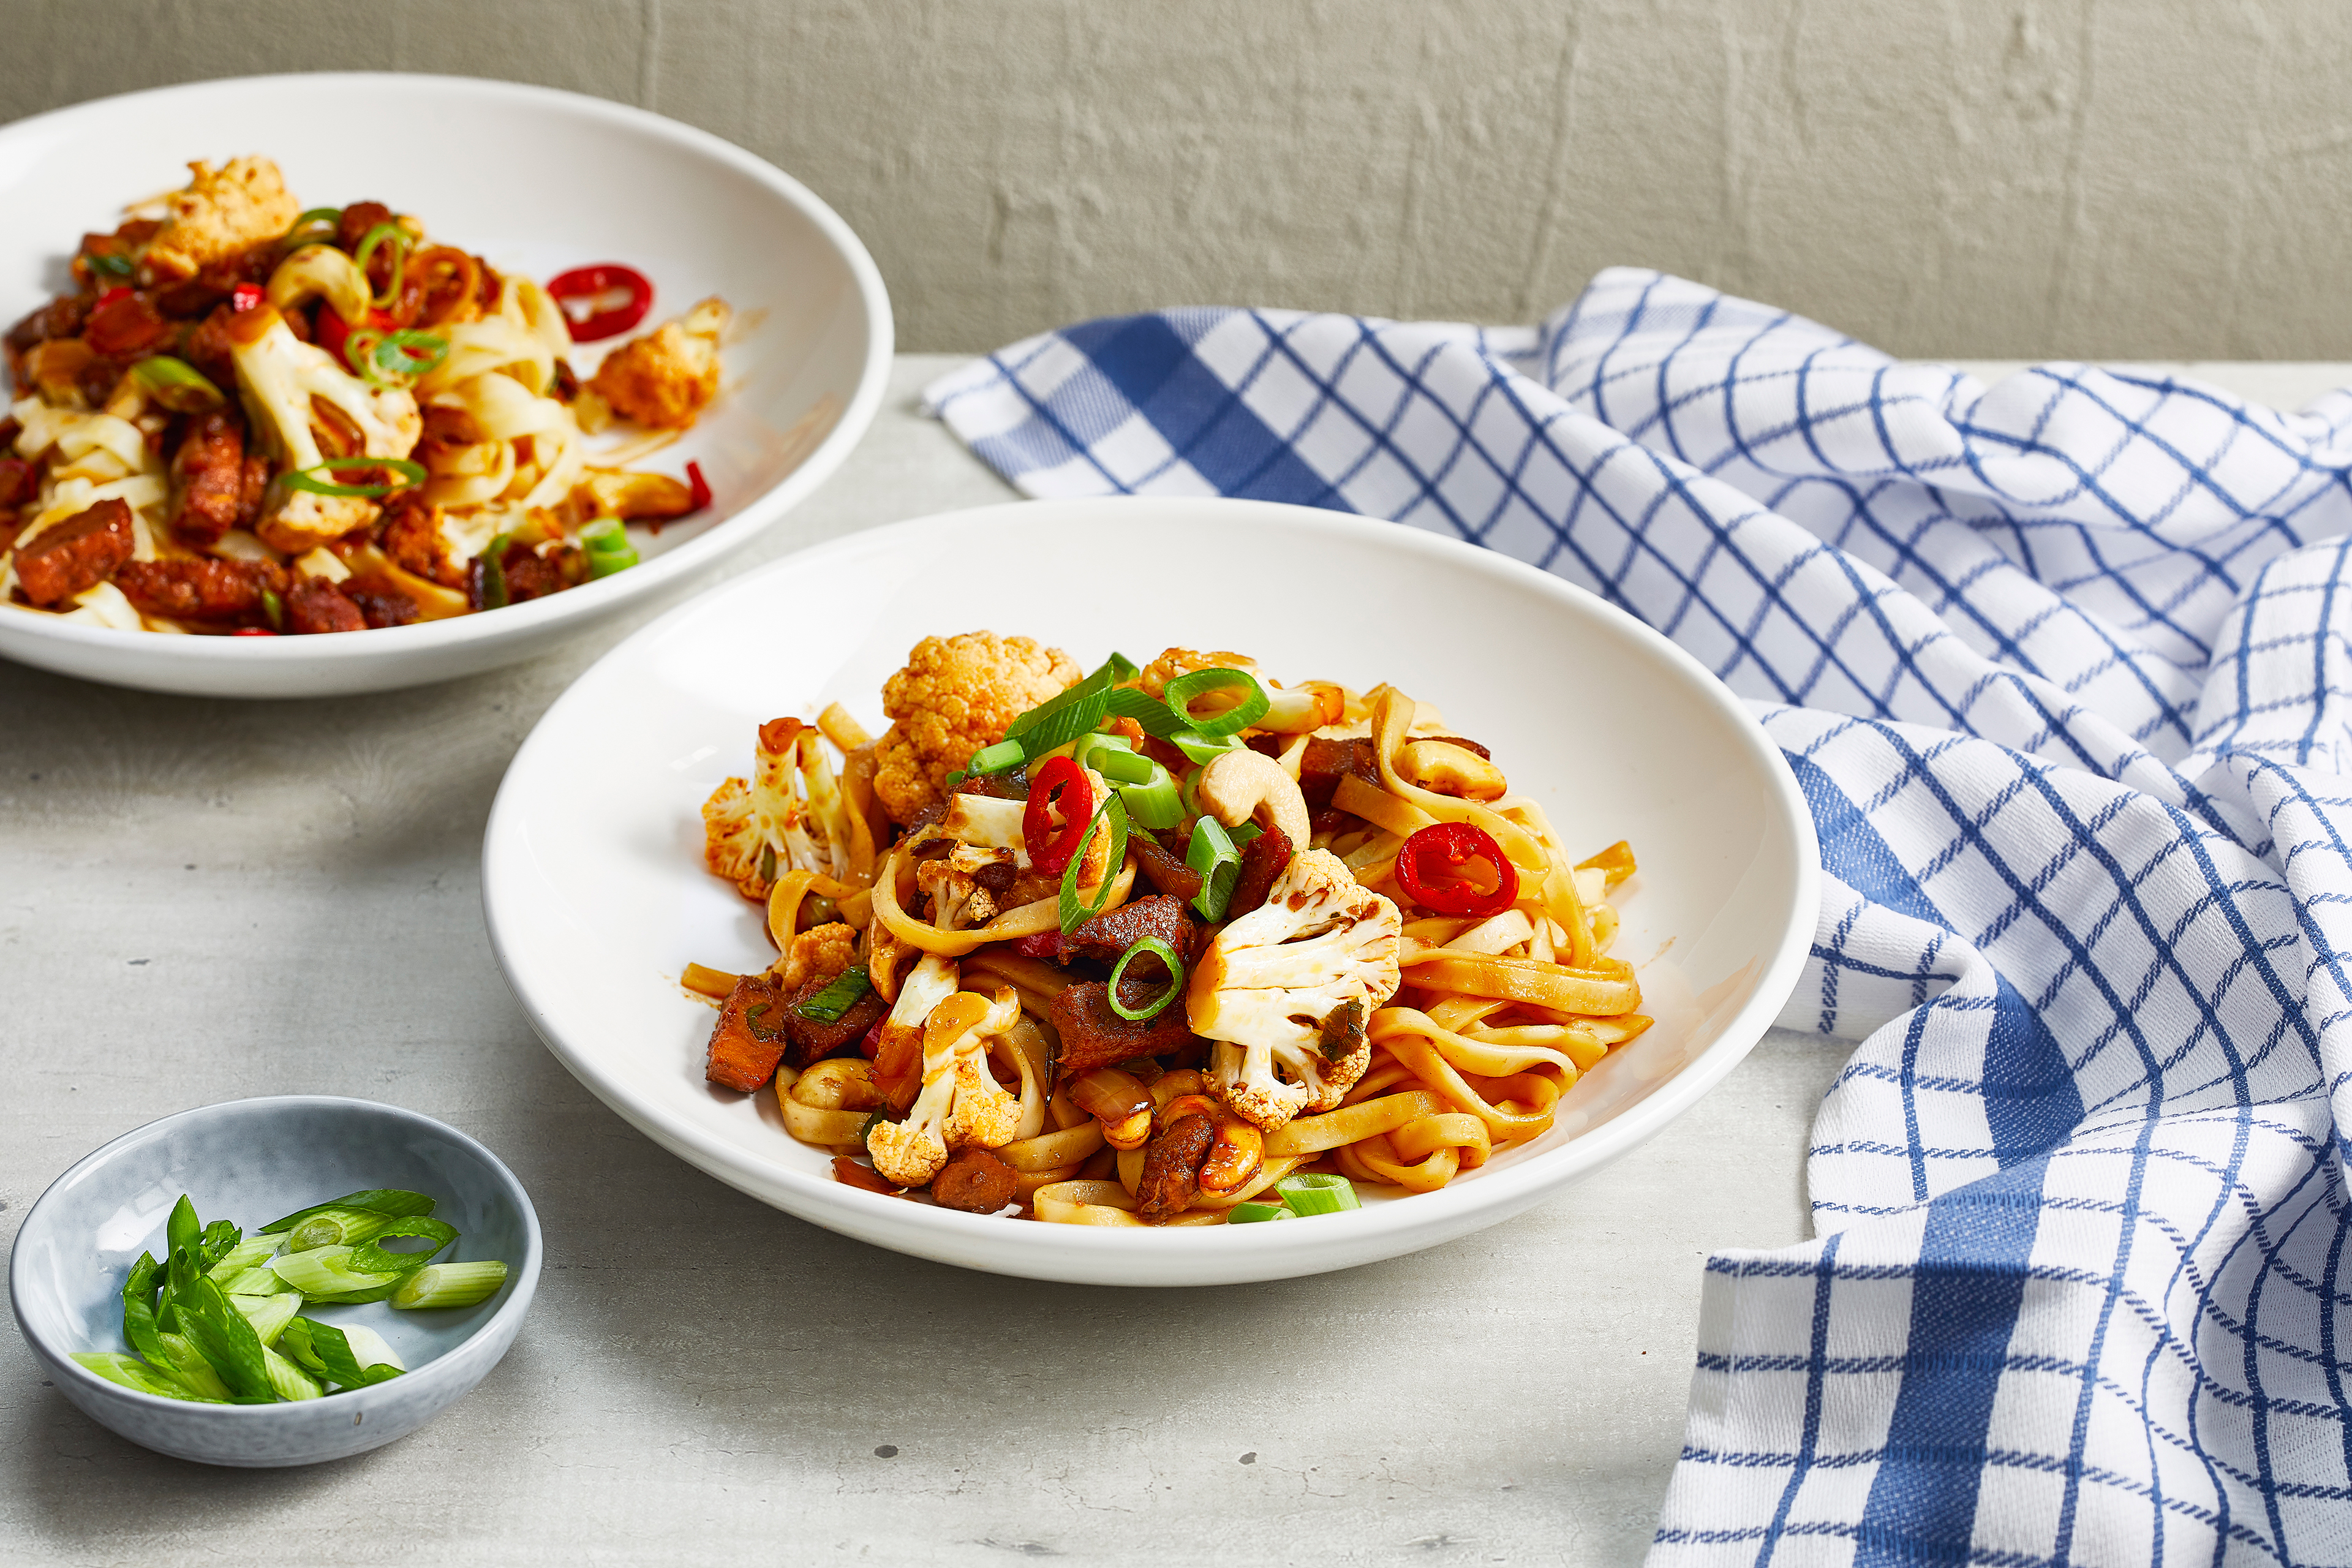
[2,357,2331,1566]
[7,3,2352,361]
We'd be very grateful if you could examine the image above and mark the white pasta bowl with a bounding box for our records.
[0,73,890,697]
[483,497,1819,1286]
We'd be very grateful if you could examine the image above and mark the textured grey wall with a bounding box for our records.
[4,0,2348,358]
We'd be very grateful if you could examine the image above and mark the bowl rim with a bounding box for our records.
[0,70,895,669]
[483,494,1822,1272]
[8,1093,545,1413]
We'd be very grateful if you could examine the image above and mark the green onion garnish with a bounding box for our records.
[1276,1172,1362,1216]
[1162,668,1271,738]
[1226,1202,1293,1224]
[153,1332,234,1400]
[967,739,1025,775]
[1105,684,1189,737]
[1169,729,1243,766]
[350,221,410,309]
[1006,652,1137,759]
[233,1291,300,1348]
[204,1232,284,1281]
[286,1207,401,1253]
[1057,792,1131,935]
[280,1318,404,1389]
[270,1245,406,1303]
[72,1352,215,1402]
[392,1261,510,1310]
[1115,761,1184,831]
[261,1188,436,1234]
[797,965,872,1023]
[477,532,513,609]
[260,587,285,631]
[1092,747,1156,785]
[1106,935,1184,1022]
[84,249,135,280]
[1186,815,1240,921]
[579,517,641,578]
[281,457,428,499]
[126,355,225,413]
[344,1216,459,1278]
[282,206,343,247]
[262,1346,325,1401]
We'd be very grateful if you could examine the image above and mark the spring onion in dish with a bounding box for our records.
[1107,936,1185,1022]
[579,518,641,579]
[1275,1172,1362,1215]
[72,1187,511,1404]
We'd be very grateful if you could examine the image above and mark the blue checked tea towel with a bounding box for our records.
[924,270,2352,1566]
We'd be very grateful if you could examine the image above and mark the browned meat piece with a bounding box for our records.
[706,974,790,1093]
[502,548,564,604]
[778,973,887,1070]
[335,202,394,257]
[341,575,418,629]
[1065,893,1201,969]
[284,578,367,635]
[1136,1113,1214,1222]
[114,557,284,623]
[551,358,579,402]
[930,1147,1019,1213]
[1049,980,1199,1079]
[13,499,132,607]
[236,454,270,531]
[377,491,464,586]
[167,410,246,546]
[1298,737,1379,812]
[955,771,1028,801]
[1129,829,1204,903]
[83,291,170,359]
[1224,825,1295,920]
[177,303,240,387]
[0,458,35,510]
[4,295,89,380]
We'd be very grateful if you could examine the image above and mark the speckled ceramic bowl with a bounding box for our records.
[9,1096,541,1467]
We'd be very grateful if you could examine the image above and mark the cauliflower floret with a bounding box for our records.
[1134,647,1258,700]
[585,297,729,430]
[229,310,422,552]
[916,841,1019,930]
[701,717,861,901]
[141,157,303,282]
[777,921,857,994]
[871,631,1081,823]
[1189,848,1403,1131]
[867,984,1025,1187]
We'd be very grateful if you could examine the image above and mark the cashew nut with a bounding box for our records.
[1396,739,1507,802]
[1196,748,1312,848]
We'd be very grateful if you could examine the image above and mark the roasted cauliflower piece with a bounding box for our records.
[585,297,728,430]
[142,157,303,282]
[572,469,695,521]
[777,921,857,994]
[1189,848,1403,1131]
[867,984,1026,1188]
[916,841,1020,930]
[701,717,861,901]
[229,309,423,552]
[871,631,1081,823]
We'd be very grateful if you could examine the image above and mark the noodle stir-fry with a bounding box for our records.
[691,632,1651,1226]
[2,155,728,635]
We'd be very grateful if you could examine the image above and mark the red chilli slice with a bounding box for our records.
[545,263,654,342]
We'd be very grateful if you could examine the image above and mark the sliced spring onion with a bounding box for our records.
[1106,935,1184,1022]
[287,1207,399,1253]
[261,1189,437,1234]
[966,739,1025,775]
[281,457,428,499]
[83,249,136,280]
[126,355,225,413]
[350,221,410,309]
[344,1216,459,1278]
[282,205,343,246]
[797,965,872,1023]
[1057,793,1131,935]
[204,1232,283,1283]
[260,587,285,631]
[153,1332,233,1400]
[262,1346,324,1402]
[392,1261,510,1311]
[1276,1172,1362,1216]
[221,1265,287,1297]
[1092,747,1156,785]
[281,1318,403,1389]
[271,1246,405,1302]
[1005,652,1136,756]
[578,516,641,578]
[232,1291,300,1348]
[476,532,513,609]
[1163,668,1271,737]
[345,327,450,388]
[1186,816,1240,921]
[121,1253,165,1363]
[1105,684,1189,737]
[174,1275,273,1400]
[72,1352,214,1402]
[1115,761,1184,831]
[1226,1202,1293,1224]
[1169,729,1243,766]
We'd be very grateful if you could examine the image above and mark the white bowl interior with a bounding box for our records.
[0,74,889,695]
[484,497,1816,1284]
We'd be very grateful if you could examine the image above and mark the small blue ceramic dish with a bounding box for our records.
[9,1096,541,1467]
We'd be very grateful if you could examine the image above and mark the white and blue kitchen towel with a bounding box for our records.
[925,270,2352,1566]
